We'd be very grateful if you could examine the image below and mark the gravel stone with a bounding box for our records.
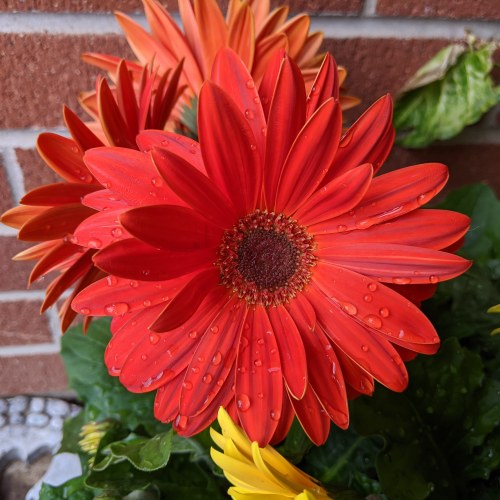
[29,397,45,413]
[26,413,49,427]
[46,399,69,417]
[8,395,28,413]
[49,417,64,430]
[9,412,25,424]
[0,414,6,427]
[0,399,8,413]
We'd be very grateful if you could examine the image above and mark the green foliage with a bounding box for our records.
[394,40,500,148]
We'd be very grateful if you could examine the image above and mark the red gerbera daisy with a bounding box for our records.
[72,49,471,446]
[0,60,183,331]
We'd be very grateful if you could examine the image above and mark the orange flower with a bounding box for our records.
[72,50,471,446]
[0,61,183,331]
[84,0,358,124]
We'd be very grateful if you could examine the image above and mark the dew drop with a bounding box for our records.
[379,307,390,318]
[141,354,148,361]
[367,282,378,292]
[237,394,251,411]
[245,79,255,89]
[217,379,224,387]
[203,374,213,384]
[88,238,102,249]
[261,126,267,136]
[257,338,264,345]
[363,294,373,303]
[183,381,193,391]
[129,280,138,288]
[188,330,198,339]
[257,392,264,399]
[268,366,280,374]
[105,302,130,316]
[211,325,219,334]
[417,193,427,205]
[175,415,188,431]
[143,299,152,307]
[392,277,412,285]
[142,269,151,277]
[149,333,160,345]
[364,314,382,329]
[398,329,405,338]
[106,275,117,286]
[253,96,260,104]
[80,307,91,315]
[429,275,439,284]
[337,224,348,232]
[212,351,222,365]
[161,139,169,146]
[191,366,200,373]
[270,409,281,421]
[254,359,263,367]
[342,302,358,316]
[361,345,369,352]
[111,227,123,238]
[249,144,257,151]
[151,177,163,187]
[245,109,255,120]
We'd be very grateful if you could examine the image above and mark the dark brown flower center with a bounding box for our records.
[218,210,315,306]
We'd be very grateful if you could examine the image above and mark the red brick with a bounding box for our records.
[376,0,500,20]
[16,149,60,192]
[1,0,363,13]
[0,354,67,395]
[324,38,450,121]
[0,159,14,215]
[381,144,500,196]
[0,301,52,346]
[0,34,132,129]
[0,237,51,291]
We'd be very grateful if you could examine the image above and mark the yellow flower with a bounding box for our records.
[79,420,114,464]
[211,407,331,500]
[487,304,500,335]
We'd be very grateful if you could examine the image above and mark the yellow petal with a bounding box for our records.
[487,304,500,314]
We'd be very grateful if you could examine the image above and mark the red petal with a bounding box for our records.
[318,243,471,284]
[235,306,283,446]
[270,394,294,445]
[180,296,246,417]
[275,98,342,214]
[335,348,375,396]
[73,209,130,249]
[211,49,266,160]
[312,262,440,350]
[253,34,287,93]
[315,209,470,250]
[307,282,409,392]
[137,130,206,174]
[121,205,222,252]
[151,147,237,228]
[227,5,255,69]
[93,238,214,281]
[29,241,81,284]
[84,147,182,207]
[311,163,449,234]
[306,54,339,118]
[289,385,330,445]
[115,60,139,136]
[63,106,105,151]
[294,163,373,226]
[325,95,394,183]
[72,274,188,317]
[150,267,220,332]
[264,56,306,209]
[198,81,262,214]
[81,189,128,211]
[21,183,100,207]
[154,372,184,423]
[19,204,96,241]
[267,306,307,399]
[37,133,95,184]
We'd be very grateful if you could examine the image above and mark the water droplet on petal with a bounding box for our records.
[337,224,347,232]
[367,282,378,292]
[363,294,373,303]
[364,314,382,329]
[105,302,130,316]
[237,394,251,411]
[151,177,163,187]
[429,275,439,284]
[261,126,267,136]
[212,351,222,365]
[202,374,213,384]
[142,269,151,277]
[183,381,193,391]
[257,338,264,345]
[175,415,188,431]
[257,392,264,399]
[342,302,358,316]
[361,345,369,352]
[141,353,148,361]
[270,409,281,421]
[249,144,257,151]
[106,276,117,286]
[111,227,123,238]
[188,330,198,339]
[379,307,390,318]
[80,307,91,315]
[161,139,169,146]
[88,238,102,249]
[143,299,152,307]
[211,325,219,334]
[245,109,255,120]
[129,280,138,288]
[149,333,160,345]
[392,277,412,285]
[192,366,200,373]
[398,330,405,338]
[254,359,262,367]
[245,79,255,89]
[417,193,427,205]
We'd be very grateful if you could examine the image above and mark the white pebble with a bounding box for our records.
[0,414,6,427]
[0,399,8,413]
[46,399,69,417]
[9,412,24,424]
[8,396,28,413]
[49,417,64,430]
[29,397,45,413]
[26,413,50,427]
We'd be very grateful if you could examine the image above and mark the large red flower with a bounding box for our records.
[73,50,471,446]
[1,60,183,331]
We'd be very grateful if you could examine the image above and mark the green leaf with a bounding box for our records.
[277,418,314,464]
[106,431,174,472]
[61,319,165,434]
[58,410,87,454]
[394,41,500,148]
[40,476,95,499]
[349,338,500,499]
[303,426,383,496]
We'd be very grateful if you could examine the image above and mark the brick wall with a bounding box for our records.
[0,0,499,396]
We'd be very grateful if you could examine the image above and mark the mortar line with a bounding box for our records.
[1,148,25,201]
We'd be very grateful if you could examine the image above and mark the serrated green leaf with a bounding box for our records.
[40,476,95,499]
[61,319,165,434]
[394,42,500,148]
[107,431,173,472]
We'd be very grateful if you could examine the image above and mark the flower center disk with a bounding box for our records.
[218,210,316,306]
